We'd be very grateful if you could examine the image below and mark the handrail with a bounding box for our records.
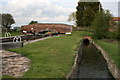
[5,32,11,37]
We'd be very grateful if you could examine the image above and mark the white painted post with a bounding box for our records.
[13,36,21,43]
[5,32,11,37]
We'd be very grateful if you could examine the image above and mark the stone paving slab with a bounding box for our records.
[1,51,21,58]
[1,50,31,77]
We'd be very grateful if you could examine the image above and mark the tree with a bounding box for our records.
[111,21,117,27]
[76,0,102,27]
[29,21,38,25]
[118,22,120,27]
[92,10,113,39]
[2,13,15,29]
[0,14,2,26]
[68,12,76,26]
[68,12,76,21]
[76,2,85,27]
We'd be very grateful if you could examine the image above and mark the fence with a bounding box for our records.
[0,34,55,43]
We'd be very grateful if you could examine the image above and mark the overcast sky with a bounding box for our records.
[0,0,119,26]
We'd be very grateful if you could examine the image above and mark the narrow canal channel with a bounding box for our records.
[77,39,114,79]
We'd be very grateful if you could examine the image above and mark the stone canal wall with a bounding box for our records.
[66,39,119,80]
[66,53,79,79]
[66,40,83,79]
[0,41,23,50]
[92,41,119,80]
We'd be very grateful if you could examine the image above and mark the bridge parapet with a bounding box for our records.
[83,36,92,43]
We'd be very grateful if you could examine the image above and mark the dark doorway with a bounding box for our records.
[83,39,90,45]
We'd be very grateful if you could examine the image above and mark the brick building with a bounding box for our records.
[112,17,120,22]
[108,17,120,32]
[21,23,73,34]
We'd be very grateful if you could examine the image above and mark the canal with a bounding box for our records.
[77,39,115,79]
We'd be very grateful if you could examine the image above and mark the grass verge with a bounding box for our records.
[10,31,23,36]
[1,31,23,37]
[95,40,119,69]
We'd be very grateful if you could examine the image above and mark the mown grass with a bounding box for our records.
[7,31,92,78]
[0,31,23,37]
[10,31,23,36]
[2,75,13,78]
[95,40,119,69]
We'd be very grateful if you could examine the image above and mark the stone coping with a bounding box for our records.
[92,41,119,80]
[1,50,31,77]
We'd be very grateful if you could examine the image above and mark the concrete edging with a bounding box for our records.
[0,41,23,50]
[66,40,83,79]
[92,41,119,80]
[66,52,78,79]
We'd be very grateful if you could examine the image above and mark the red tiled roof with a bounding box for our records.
[112,17,120,21]
[83,36,92,39]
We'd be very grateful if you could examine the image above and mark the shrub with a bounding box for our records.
[92,10,112,39]
[106,32,118,39]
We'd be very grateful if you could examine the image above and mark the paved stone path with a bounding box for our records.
[1,50,31,77]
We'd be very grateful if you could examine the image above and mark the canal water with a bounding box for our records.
[77,41,115,79]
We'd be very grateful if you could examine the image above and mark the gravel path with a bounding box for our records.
[23,36,61,45]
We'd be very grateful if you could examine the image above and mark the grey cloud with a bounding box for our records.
[2,0,76,26]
